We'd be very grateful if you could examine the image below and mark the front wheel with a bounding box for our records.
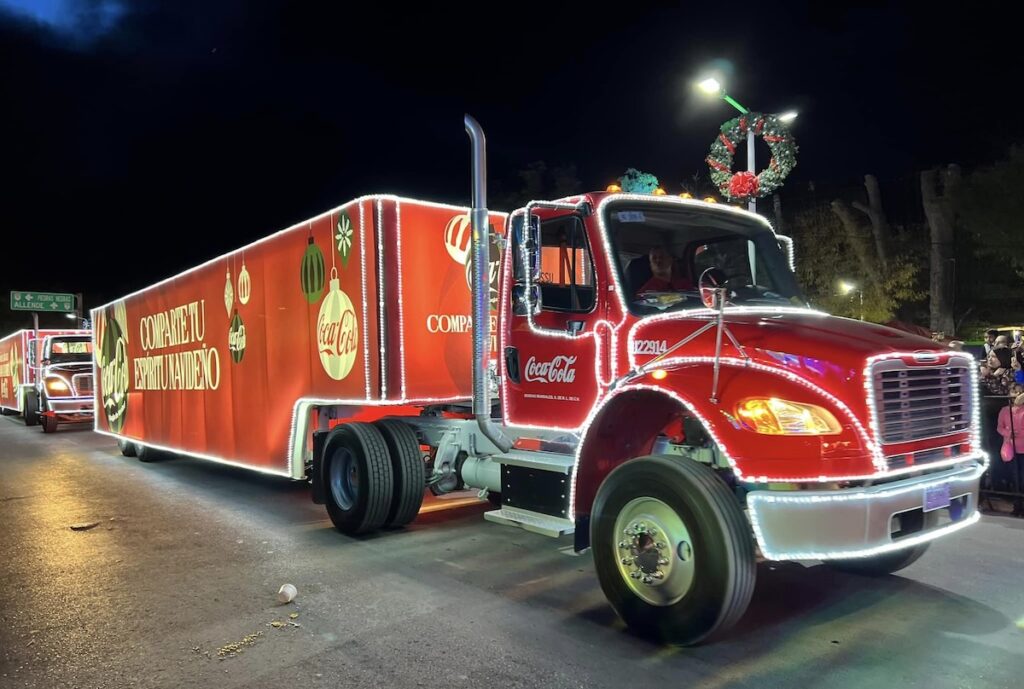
[41,413,58,434]
[23,391,39,426]
[826,543,929,576]
[591,455,756,646]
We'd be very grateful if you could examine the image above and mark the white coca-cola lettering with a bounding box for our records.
[524,355,577,384]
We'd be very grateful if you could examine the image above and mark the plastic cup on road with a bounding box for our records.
[277,583,297,604]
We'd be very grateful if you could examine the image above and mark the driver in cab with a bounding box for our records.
[636,245,694,295]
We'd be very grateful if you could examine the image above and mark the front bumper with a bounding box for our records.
[46,396,95,419]
[747,460,984,561]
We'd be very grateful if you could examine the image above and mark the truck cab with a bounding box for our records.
[28,333,95,433]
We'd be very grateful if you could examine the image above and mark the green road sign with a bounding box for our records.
[10,291,76,312]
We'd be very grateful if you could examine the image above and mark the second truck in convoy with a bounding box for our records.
[92,117,985,644]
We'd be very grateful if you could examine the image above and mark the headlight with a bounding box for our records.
[736,398,842,436]
[45,378,70,395]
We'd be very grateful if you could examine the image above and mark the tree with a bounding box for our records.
[920,165,960,336]
[956,146,1024,276]
[491,161,583,210]
[788,199,924,323]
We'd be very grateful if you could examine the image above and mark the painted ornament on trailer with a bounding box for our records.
[335,211,354,269]
[237,261,251,305]
[228,310,246,364]
[316,269,358,380]
[301,237,326,303]
[224,269,234,316]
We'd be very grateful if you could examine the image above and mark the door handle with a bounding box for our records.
[505,346,520,383]
[566,320,585,335]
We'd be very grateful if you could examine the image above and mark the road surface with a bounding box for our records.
[1,416,1021,689]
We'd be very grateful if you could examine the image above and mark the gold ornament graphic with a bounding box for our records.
[238,260,251,305]
[316,269,358,381]
[224,269,234,316]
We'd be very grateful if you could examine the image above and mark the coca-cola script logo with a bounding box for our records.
[317,279,359,381]
[524,355,577,384]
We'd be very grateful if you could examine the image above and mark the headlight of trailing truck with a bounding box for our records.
[736,398,842,436]
[45,378,70,395]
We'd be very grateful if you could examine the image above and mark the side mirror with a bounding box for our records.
[512,284,543,316]
[512,213,541,283]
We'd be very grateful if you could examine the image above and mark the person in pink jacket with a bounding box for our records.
[996,392,1024,462]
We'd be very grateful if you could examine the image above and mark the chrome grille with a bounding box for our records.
[73,373,94,396]
[871,358,972,444]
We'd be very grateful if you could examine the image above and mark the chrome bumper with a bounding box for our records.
[46,396,95,417]
[747,460,985,561]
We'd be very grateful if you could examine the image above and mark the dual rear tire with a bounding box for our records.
[323,420,425,535]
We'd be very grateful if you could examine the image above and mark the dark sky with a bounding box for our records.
[2,0,1022,327]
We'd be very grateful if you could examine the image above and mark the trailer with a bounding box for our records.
[1,328,94,431]
[92,116,986,644]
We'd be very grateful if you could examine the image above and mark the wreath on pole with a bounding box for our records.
[706,112,798,200]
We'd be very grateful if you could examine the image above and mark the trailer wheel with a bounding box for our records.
[0,407,16,416]
[117,439,137,457]
[373,419,426,528]
[590,455,756,646]
[136,444,162,462]
[41,414,58,434]
[826,543,930,576]
[23,391,39,426]
[324,422,394,535]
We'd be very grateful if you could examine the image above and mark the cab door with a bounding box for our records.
[502,210,605,430]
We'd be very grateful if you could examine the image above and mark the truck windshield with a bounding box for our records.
[48,337,93,364]
[604,202,806,316]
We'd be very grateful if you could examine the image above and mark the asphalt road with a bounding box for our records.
[1,416,1022,689]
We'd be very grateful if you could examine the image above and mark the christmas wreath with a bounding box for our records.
[706,112,797,200]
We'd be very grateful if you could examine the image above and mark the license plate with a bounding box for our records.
[923,483,951,512]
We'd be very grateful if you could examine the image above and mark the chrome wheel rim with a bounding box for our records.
[612,497,695,606]
[329,448,359,511]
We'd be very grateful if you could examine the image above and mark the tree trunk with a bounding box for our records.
[851,174,891,270]
[921,165,960,336]
[830,199,874,275]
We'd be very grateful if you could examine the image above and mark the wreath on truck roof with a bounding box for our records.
[706,112,798,200]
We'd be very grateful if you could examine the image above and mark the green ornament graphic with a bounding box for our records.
[228,310,245,364]
[335,211,354,269]
[301,237,326,303]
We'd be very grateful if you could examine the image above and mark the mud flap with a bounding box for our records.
[311,429,329,504]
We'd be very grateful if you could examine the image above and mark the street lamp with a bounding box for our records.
[696,75,797,214]
[838,280,864,321]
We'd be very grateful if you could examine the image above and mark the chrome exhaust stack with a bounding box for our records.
[464,114,512,453]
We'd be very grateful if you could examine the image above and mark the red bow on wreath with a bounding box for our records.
[728,171,759,199]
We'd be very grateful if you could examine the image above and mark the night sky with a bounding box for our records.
[2,1,1022,328]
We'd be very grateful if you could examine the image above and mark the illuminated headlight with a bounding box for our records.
[45,378,70,395]
[736,398,842,436]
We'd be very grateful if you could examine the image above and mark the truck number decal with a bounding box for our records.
[632,340,668,356]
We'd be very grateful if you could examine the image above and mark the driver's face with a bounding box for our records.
[649,246,673,275]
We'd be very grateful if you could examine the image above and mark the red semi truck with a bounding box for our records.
[92,117,985,644]
[1,328,94,431]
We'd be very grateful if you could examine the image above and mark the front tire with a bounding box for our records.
[373,419,426,528]
[23,391,39,426]
[324,422,394,535]
[826,543,929,576]
[41,413,58,434]
[591,455,756,646]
